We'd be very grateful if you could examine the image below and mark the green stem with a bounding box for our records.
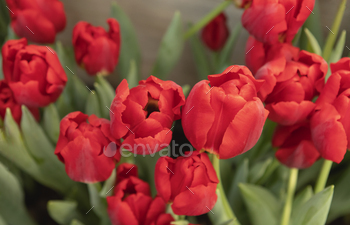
[314,159,333,193]
[280,168,298,225]
[322,0,347,61]
[212,155,240,225]
[183,0,232,40]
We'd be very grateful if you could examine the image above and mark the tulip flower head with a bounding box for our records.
[5,0,67,43]
[110,76,185,155]
[182,65,268,159]
[2,38,67,108]
[72,18,121,75]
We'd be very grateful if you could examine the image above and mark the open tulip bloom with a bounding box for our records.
[0,0,350,225]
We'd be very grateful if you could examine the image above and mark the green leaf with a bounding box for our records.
[70,220,85,225]
[0,214,7,225]
[0,0,10,46]
[239,183,281,225]
[94,75,115,119]
[329,30,346,64]
[111,1,141,80]
[47,200,83,225]
[55,42,88,117]
[322,0,347,61]
[0,161,37,225]
[0,53,3,80]
[292,186,313,214]
[0,109,42,182]
[291,186,334,225]
[85,91,102,118]
[209,189,234,225]
[249,157,273,184]
[87,183,111,225]
[299,0,323,49]
[152,11,184,79]
[327,166,350,222]
[228,159,249,224]
[304,28,322,56]
[217,24,242,71]
[21,106,74,193]
[189,31,211,80]
[126,60,138,89]
[42,104,60,143]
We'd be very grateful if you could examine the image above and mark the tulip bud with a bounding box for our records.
[201,13,229,51]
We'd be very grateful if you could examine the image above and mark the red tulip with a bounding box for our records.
[0,80,39,124]
[201,13,229,51]
[242,0,315,44]
[107,164,174,225]
[155,152,219,216]
[72,19,121,76]
[310,58,350,163]
[2,38,67,107]
[182,65,268,159]
[55,112,120,183]
[110,76,185,155]
[248,37,327,126]
[5,0,66,43]
[116,162,138,185]
[273,122,320,169]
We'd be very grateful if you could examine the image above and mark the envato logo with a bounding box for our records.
[103,140,194,158]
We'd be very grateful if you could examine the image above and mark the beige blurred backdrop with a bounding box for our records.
[56,0,350,88]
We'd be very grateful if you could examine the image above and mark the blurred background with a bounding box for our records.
[57,0,350,88]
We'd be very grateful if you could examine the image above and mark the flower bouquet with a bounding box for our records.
[0,0,349,225]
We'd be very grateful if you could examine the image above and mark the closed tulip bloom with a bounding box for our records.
[5,0,66,43]
[155,152,219,216]
[2,38,67,107]
[201,13,229,51]
[0,80,39,124]
[55,112,120,183]
[242,0,315,44]
[182,65,268,159]
[311,58,350,163]
[273,122,320,169]
[110,76,185,155]
[107,164,174,225]
[72,18,121,75]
